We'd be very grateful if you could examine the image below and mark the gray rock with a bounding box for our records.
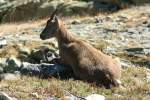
[62,1,91,15]
[2,0,41,22]
[131,0,150,4]
[0,73,20,81]
[94,18,103,23]
[0,1,13,22]
[0,58,7,67]
[0,0,150,22]
[30,47,59,63]
[104,46,116,55]
[4,56,21,73]
[0,0,6,3]
[20,62,73,79]
[147,24,150,28]
[0,0,11,9]
[0,58,7,74]
[71,20,81,24]
[0,92,13,100]
[63,92,105,100]
[63,90,85,100]
[18,45,31,61]
[85,94,105,100]
[45,96,58,100]
[20,62,41,76]
[113,93,123,98]
[18,45,31,62]
[143,48,150,55]
[119,59,134,68]
[19,46,31,55]
[30,49,46,63]
[63,95,81,100]
[37,1,63,18]
[127,28,139,34]
[0,67,3,74]
[31,92,39,98]
[0,38,7,48]
[147,69,150,83]
[124,48,150,56]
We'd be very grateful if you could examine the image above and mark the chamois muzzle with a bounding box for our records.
[40,33,45,40]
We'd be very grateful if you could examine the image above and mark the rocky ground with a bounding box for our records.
[0,5,150,100]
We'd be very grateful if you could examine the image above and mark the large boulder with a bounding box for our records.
[91,0,150,4]
[29,46,59,63]
[0,0,150,22]
[131,0,150,4]
[61,1,92,16]
[2,0,91,21]
[0,73,20,81]
[36,0,64,18]
[89,0,150,9]
[0,0,12,22]
[2,1,41,22]
[20,62,73,79]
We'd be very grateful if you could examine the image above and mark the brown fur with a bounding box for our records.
[40,16,121,88]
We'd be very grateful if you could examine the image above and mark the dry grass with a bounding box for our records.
[0,19,46,34]
[0,66,149,100]
[0,44,19,58]
[0,16,84,34]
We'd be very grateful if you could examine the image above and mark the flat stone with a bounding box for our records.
[29,47,59,63]
[147,69,150,82]
[71,20,81,24]
[124,47,150,56]
[0,67,3,74]
[19,46,31,55]
[0,58,7,67]
[4,56,22,73]
[31,92,39,98]
[45,96,58,100]
[119,59,134,68]
[20,62,41,76]
[0,92,13,100]
[0,73,20,81]
[85,94,105,100]
[20,62,73,79]
[0,38,7,48]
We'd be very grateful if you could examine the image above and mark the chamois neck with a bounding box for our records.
[56,25,74,44]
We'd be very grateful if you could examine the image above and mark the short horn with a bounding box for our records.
[49,9,58,21]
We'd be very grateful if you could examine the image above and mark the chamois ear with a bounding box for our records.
[54,16,60,26]
[49,9,58,21]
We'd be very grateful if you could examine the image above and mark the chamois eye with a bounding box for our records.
[47,21,50,24]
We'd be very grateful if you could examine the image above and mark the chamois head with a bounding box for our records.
[40,9,60,40]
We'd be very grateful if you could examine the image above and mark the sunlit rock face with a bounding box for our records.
[1,0,149,22]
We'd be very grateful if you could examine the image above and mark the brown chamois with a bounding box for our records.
[40,10,121,88]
